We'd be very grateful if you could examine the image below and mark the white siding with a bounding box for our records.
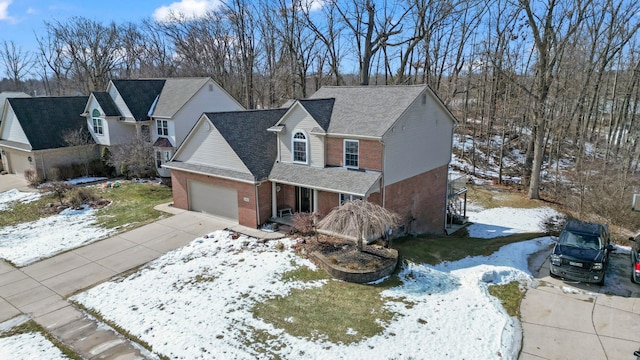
[104,118,136,145]
[276,105,325,167]
[175,118,250,174]
[382,91,454,185]
[172,79,244,148]
[0,106,30,145]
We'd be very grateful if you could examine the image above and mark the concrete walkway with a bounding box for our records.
[0,205,285,359]
[520,251,640,360]
[0,174,30,193]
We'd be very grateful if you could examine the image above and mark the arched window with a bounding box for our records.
[91,109,103,135]
[292,131,308,163]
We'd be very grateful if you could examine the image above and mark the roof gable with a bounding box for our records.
[297,98,334,131]
[110,79,166,121]
[206,108,286,180]
[152,78,209,118]
[309,85,428,137]
[7,96,92,150]
[91,92,121,117]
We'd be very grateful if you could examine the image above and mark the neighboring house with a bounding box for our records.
[81,77,244,177]
[0,92,30,172]
[166,85,456,235]
[0,96,94,178]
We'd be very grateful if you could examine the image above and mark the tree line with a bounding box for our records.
[2,0,640,227]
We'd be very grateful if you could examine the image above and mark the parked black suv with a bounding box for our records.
[629,235,640,284]
[550,219,614,285]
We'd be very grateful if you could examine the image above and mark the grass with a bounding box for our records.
[252,267,395,345]
[93,183,172,229]
[467,184,546,209]
[0,182,173,231]
[391,232,546,265]
[0,319,82,359]
[488,281,525,318]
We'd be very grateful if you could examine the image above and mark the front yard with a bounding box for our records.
[0,183,580,359]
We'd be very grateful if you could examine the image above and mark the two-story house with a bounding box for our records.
[82,77,244,176]
[166,85,455,235]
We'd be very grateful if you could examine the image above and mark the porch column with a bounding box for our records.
[271,182,278,218]
[313,189,318,213]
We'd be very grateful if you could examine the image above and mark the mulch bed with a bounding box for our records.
[293,233,398,272]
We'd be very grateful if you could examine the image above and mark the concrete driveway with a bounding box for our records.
[0,173,30,193]
[521,247,640,359]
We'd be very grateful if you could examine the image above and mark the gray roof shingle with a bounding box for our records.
[205,108,287,181]
[269,162,381,196]
[7,96,92,150]
[111,79,166,121]
[92,92,121,117]
[309,85,428,137]
[152,78,209,118]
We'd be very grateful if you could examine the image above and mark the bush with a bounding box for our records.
[292,212,315,235]
[47,167,62,181]
[67,187,100,208]
[40,181,73,205]
[24,169,43,187]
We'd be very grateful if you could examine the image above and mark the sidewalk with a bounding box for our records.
[0,205,286,359]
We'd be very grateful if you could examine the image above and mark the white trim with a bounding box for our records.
[291,129,309,164]
[343,139,359,169]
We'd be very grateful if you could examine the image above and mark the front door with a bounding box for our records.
[295,186,314,213]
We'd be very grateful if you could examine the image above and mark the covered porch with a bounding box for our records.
[268,162,383,221]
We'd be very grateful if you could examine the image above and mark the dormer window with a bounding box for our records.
[344,139,359,168]
[292,131,308,163]
[92,109,103,135]
[156,119,168,136]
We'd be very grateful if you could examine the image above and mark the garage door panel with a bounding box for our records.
[188,181,238,222]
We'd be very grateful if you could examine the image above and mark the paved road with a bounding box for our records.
[521,247,640,360]
[0,204,284,359]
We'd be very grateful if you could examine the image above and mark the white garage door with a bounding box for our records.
[188,181,239,222]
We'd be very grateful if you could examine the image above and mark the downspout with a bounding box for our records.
[380,139,385,208]
[40,153,46,180]
[255,181,261,227]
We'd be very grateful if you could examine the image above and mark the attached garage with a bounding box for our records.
[188,180,239,222]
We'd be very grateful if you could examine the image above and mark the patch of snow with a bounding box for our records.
[466,206,559,238]
[0,205,114,266]
[74,224,551,359]
[0,332,69,360]
[0,189,41,211]
[64,176,108,185]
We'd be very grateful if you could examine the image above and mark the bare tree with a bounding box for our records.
[62,127,96,177]
[107,133,156,178]
[317,200,399,252]
[0,41,34,91]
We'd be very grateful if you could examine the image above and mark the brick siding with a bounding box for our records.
[325,137,382,171]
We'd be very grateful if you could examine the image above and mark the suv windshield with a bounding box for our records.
[558,230,602,250]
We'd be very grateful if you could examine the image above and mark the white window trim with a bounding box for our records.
[156,119,169,137]
[92,118,104,136]
[292,130,309,164]
[339,193,362,205]
[343,139,359,169]
[155,150,162,168]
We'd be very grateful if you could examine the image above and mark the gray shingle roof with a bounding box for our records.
[111,79,166,121]
[163,161,255,183]
[269,162,381,197]
[92,92,121,117]
[298,98,334,131]
[205,108,287,181]
[7,96,92,150]
[309,85,428,137]
[152,78,210,118]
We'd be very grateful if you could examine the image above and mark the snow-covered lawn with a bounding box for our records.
[0,189,114,266]
[73,206,552,360]
[0,189,41,211]
[0,317,68,360]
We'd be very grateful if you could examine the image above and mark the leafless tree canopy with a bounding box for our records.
[4,0,640,227]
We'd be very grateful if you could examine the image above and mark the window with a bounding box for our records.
[156,119,169,136]
[164,151,171,162]
[92,109,103,135]
[155,151,162,168]
[292,131,307,163]
[344,140,359,168]
[340,193,362,205]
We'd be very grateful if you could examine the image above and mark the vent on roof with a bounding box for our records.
[209,84,214,92]
[204,122,211,131]
[422,93,427,105]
